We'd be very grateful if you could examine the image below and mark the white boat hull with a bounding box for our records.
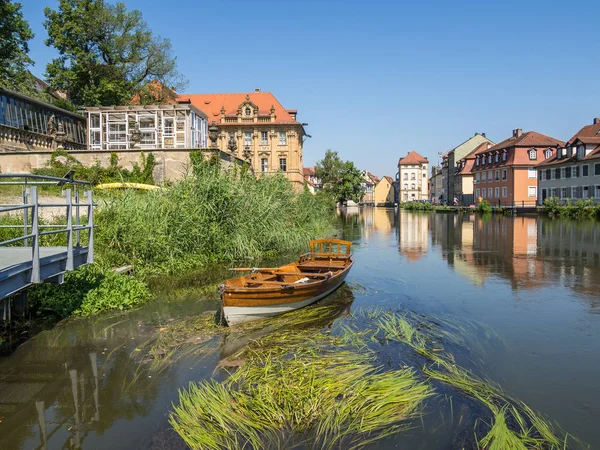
[223,280,345,326]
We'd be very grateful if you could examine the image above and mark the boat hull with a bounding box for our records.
[223,278,346,325]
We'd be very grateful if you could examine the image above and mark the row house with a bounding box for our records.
[537,118,600,203]
[360,171,380,204]
[454,143,485,205]
[447,133,494,202]
[177,89,307,188]
[471,129,563,206]
[374,176,395,206]
[398,151,429,201]
[429,165,443,203]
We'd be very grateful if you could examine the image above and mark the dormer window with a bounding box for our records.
[528,149,537,160]
[545,149,552,159]
[245,107,252,116]
[475,157,479,166]
[487,154,492,164]
[502,151,507,162]
[495,154,499,163]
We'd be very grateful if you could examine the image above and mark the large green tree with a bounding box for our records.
[0,0,37,94]
[315,150,364,203]
[44,0,186,106]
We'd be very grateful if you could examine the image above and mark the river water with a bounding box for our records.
[1,208,599,449]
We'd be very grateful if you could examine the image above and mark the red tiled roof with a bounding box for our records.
[456,158,475,175]
[399,151,428,165]
[566,119,600,145]
[303,167,315,176]
[367,172,380,184]
[383,175,394,184]
[474,131,564,154]
[576,136,600,145]
[176,91,299,125]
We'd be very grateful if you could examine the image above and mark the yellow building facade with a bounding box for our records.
[374,176,395,206]
[177,89,306,188]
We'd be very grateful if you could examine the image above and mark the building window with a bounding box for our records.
[245,107,251,116]
[488,188,492,197]
[562,187,569,198]
[495,154,499,163]
[244,131,252,146]
[546,169,551,180]
[279,131,287,145]
[481,189,486,198]
[495,170,499,181]
[565,167,571,179]
[495,187,499,197]
[528,186,537,198]
[595,164,600,176]
[502,169,507,180]
[475,188,481,198]
[261,131,268,145]
[403,173,408,180]
[573,166,579,178]
[404,183,408,190]
[555,168,561,179]
[502,151,507,162]
[545,149,552,159]
[261,158,268,173]
[583,165,589,177]
[539,170,544,181]
[411,183,415,190]
[279,158,287,172]
[475,172,480,182]
[528,167,536,179]
[583,186,589,199]
[475,158,479,166]
[411,173,415,180]
[488,155,492,164]
[502,187,507,197]
[529,149,537,160]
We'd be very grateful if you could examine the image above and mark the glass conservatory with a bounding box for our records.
[85,104,208,150]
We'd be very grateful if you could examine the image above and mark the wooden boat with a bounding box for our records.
[219,239,354,325]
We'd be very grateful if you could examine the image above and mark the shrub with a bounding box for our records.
[75,271,150,315]
[475,200,492,214]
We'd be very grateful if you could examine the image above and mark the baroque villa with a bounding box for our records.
[177,89,307,187]
[398,151,429,201]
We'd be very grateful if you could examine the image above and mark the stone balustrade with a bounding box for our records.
[0,123,86,151]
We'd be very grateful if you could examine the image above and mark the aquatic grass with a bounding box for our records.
[171,344,433,450]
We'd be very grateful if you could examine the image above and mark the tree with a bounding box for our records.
[43,0,186,106]
[0,0,36,94]
[315,150,364,204]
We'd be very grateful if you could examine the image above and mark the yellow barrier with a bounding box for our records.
[95,183,159,191]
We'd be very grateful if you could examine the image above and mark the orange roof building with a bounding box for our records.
[537,118,600,203]
[176,89,306,188]
[471,129,564,206]
[398,151,429,201]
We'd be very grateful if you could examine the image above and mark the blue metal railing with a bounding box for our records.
[0,173,94,287]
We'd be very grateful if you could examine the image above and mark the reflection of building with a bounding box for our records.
[447,133,494,203]
[374,176,395,206]
[85,104,208,150]
[398,210,429,261]
[537,118,600,204]
[177,90,306,188]
[398,151,429,201]
[360,206,395,239]
[472,129,563,206]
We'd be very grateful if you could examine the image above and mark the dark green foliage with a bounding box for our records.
[33,150,155,185]
[315,150,364,203]
[43,0,185,106]
[476,200,493,214]
[401,201,434,211]
[94,160,336,276]
[27,265,150,317]
[0,0,36,94]
[542,197,599,219]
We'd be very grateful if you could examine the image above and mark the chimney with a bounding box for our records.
[512,128,523,138]
[594,118,600,125]
[254,88,261,92]
[482,133,486,138]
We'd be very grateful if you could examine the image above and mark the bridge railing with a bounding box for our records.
[0,174,94,284]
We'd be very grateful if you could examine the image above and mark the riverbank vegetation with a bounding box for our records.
[166,303,581,450]
[543,198,600,219]
[400,201,454,212]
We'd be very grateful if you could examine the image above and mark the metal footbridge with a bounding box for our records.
[0,174,94,319]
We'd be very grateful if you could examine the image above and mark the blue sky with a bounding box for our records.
[21,0,600,178]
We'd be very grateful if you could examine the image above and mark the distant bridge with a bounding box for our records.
[0,174,94,320]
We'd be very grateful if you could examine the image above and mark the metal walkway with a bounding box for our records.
[0,174,94,316]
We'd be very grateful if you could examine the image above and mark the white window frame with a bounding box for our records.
[261,131,268,145]
[502,187,507,197]
[88,112,102,149]
[502,151,507,162]
[528,167,536,178]
[475,188,480,198]
[279,157,287,172]
[261,157,268,173]
[244,131,252,146]
[279,131,287,145]
[545,149,552,159]
[494,187,499,197]
[528,186,537,198]
[488,188,492,197]
[529,149,537,160]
